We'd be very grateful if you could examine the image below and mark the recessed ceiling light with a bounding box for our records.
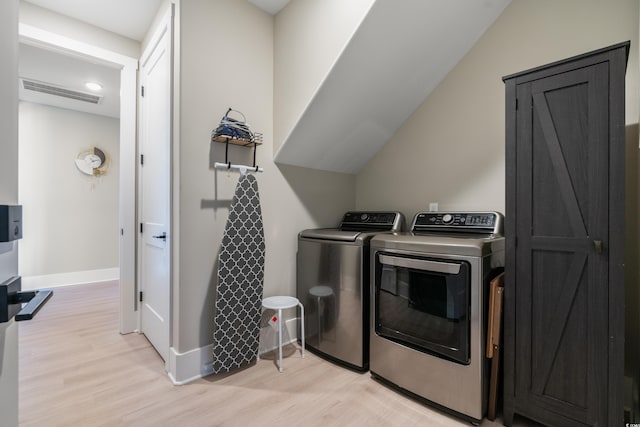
[85,82,103,91]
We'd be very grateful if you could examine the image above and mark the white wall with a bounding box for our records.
[141,0,173,53]
[174,0,355,358]
[18,102,120,279]
[19,1,140,58]
[273,0,375,153]
[1,8,20,207]
[356,0,639,219]
[0,0,20,425]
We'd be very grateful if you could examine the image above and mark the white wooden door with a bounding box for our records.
[1,1,19,424]
[139,12,171,362]
[0,322,18,427]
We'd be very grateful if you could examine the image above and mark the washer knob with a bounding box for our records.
[360,213,369,221]
[442,214,453,224]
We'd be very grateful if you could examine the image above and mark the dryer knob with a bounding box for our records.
[442,214,453,224]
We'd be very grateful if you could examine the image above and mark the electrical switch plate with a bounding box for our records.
[429,202,438,212]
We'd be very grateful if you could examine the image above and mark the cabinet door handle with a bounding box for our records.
[594,240,603,254]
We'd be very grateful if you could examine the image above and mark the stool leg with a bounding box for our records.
[278,308,283,372]
[317,296,322,344]
[299,302,305,358]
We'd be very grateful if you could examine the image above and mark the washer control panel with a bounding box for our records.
[340,211,404,232]
[412,212,503,235]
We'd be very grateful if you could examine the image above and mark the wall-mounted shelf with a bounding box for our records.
[212,135,262,171]
[211,135,262,147]
[211,108,263,173]
[211,108,263,175]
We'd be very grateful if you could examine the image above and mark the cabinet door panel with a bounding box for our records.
[514,63,609,426]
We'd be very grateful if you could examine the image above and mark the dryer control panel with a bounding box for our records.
[412,212,503,235]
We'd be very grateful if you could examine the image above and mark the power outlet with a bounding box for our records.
[429,202,438,212]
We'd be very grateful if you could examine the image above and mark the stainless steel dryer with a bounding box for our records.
[370,212,504,423]
[297,211,404,371]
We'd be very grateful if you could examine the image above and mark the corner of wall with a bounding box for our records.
[168,318,299,384]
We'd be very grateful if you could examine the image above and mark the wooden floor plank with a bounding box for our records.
[19,281,538,426]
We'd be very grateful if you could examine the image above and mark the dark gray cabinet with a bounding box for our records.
[503,42,629,427]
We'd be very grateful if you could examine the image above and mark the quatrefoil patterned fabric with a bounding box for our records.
[213,173,265,374]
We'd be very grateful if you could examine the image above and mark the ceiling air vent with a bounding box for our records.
[20,78,103,104]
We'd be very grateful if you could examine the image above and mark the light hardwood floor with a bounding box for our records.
[18,281,538,426]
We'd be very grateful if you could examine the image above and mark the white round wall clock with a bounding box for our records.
[75,146,109,176]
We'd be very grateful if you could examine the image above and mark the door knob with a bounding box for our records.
[152,232,167,240]
[593,240,603,254]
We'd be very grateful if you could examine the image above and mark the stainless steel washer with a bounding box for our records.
[370,212,504,423]
[297,211,404,371]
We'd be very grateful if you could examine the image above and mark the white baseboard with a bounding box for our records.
[168,317,299,385]
[259,317,298,354]
[20,268,120,290]
[168,344,213,385]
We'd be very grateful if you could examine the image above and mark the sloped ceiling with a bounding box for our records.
[274,0,511,174]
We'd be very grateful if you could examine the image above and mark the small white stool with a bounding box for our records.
[262,296,305,372]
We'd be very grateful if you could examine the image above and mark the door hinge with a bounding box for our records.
[120,228,124,236]
[141,86,145,97]
[139,292,143,302]
[515,98,518,110]
[140,223,143,233]
[140,154,144,165]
